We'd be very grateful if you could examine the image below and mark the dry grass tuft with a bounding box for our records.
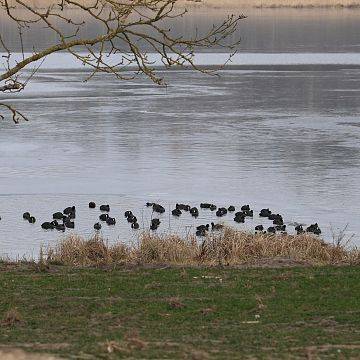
[45,226,360,267]
[137,233,198,265]
[1,308,23,327]
[48,234,131,267]
[200,307,216,316]
[196,226,355,266]
[105,331,147,354]
[105,340,128,354]
[167,297,186,309]
[124,331,148,350]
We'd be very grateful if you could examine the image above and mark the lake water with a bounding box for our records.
[1,8,360,258]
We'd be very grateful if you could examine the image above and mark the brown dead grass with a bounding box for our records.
[46,234,131,267]
[1,309,23,328]
[45,226,360,267]
[105,331,147,355]
[167,297,186,309]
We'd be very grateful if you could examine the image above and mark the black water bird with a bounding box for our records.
[172,208,182,217]
[275,224,286,231]
[295,225,304,234]
[41,222,54,230]
[150,223,159,231]
[150,218,161,230]
[234,212,245,223]
[210,204,217,211]
[56,224,66,232]
[131,222,139,229]
[94,222,102,231]
[259,208,272,217]
[196,229,207,237]
[153,203,165,214]
[267,226,276,234]
[200,203,211,209]
[228,206,235,212]
[273,217,284,226]
[244,209,253,217]
[269,213,282,221]
[241,205,250,211]
[100,204,110,212]
[64,221,74,229]
[64,206,75,215]
[152,218,161,226]
[66,212,75,220]
[196,224,209,232]
[89,202,96,209]
[106,217,116,226]
[190,207,199,218]
[306,223,321,235]
[124,210,133,218]
[99,213,109,221]
[216,207,227,217]
[234,216,245,223]
[255,225,264,231]
[176,204,190,211]
[53,212,63,220]
[127,215,137,223]
[211,222,223,230]
[64,219,75,229]
[28,216,36,224]
[146,202,154,207]
[23,212,31,220]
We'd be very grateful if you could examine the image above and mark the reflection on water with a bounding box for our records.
[1,8,360,52]
[0,65,360,257]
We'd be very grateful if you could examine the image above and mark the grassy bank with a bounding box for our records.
[0,265,360,358]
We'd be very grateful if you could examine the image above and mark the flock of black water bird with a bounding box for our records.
[0,201,323,237]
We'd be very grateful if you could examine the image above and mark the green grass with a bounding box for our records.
[0,265,360,359]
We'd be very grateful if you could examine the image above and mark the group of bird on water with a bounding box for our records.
[6,201,322,237]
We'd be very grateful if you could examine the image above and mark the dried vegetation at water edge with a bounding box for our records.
[43,226,360,267]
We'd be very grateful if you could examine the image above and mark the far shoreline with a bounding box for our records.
[181,0,360,8]
[4,0,360,9]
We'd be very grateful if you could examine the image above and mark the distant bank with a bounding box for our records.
[182,0,360,7]
[3,0,360,9]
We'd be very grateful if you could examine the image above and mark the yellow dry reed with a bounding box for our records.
[45,226,360,267]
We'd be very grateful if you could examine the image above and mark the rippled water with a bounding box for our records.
[1,8,360,258]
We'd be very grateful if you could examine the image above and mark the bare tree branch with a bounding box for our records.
[0,0,245,123]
